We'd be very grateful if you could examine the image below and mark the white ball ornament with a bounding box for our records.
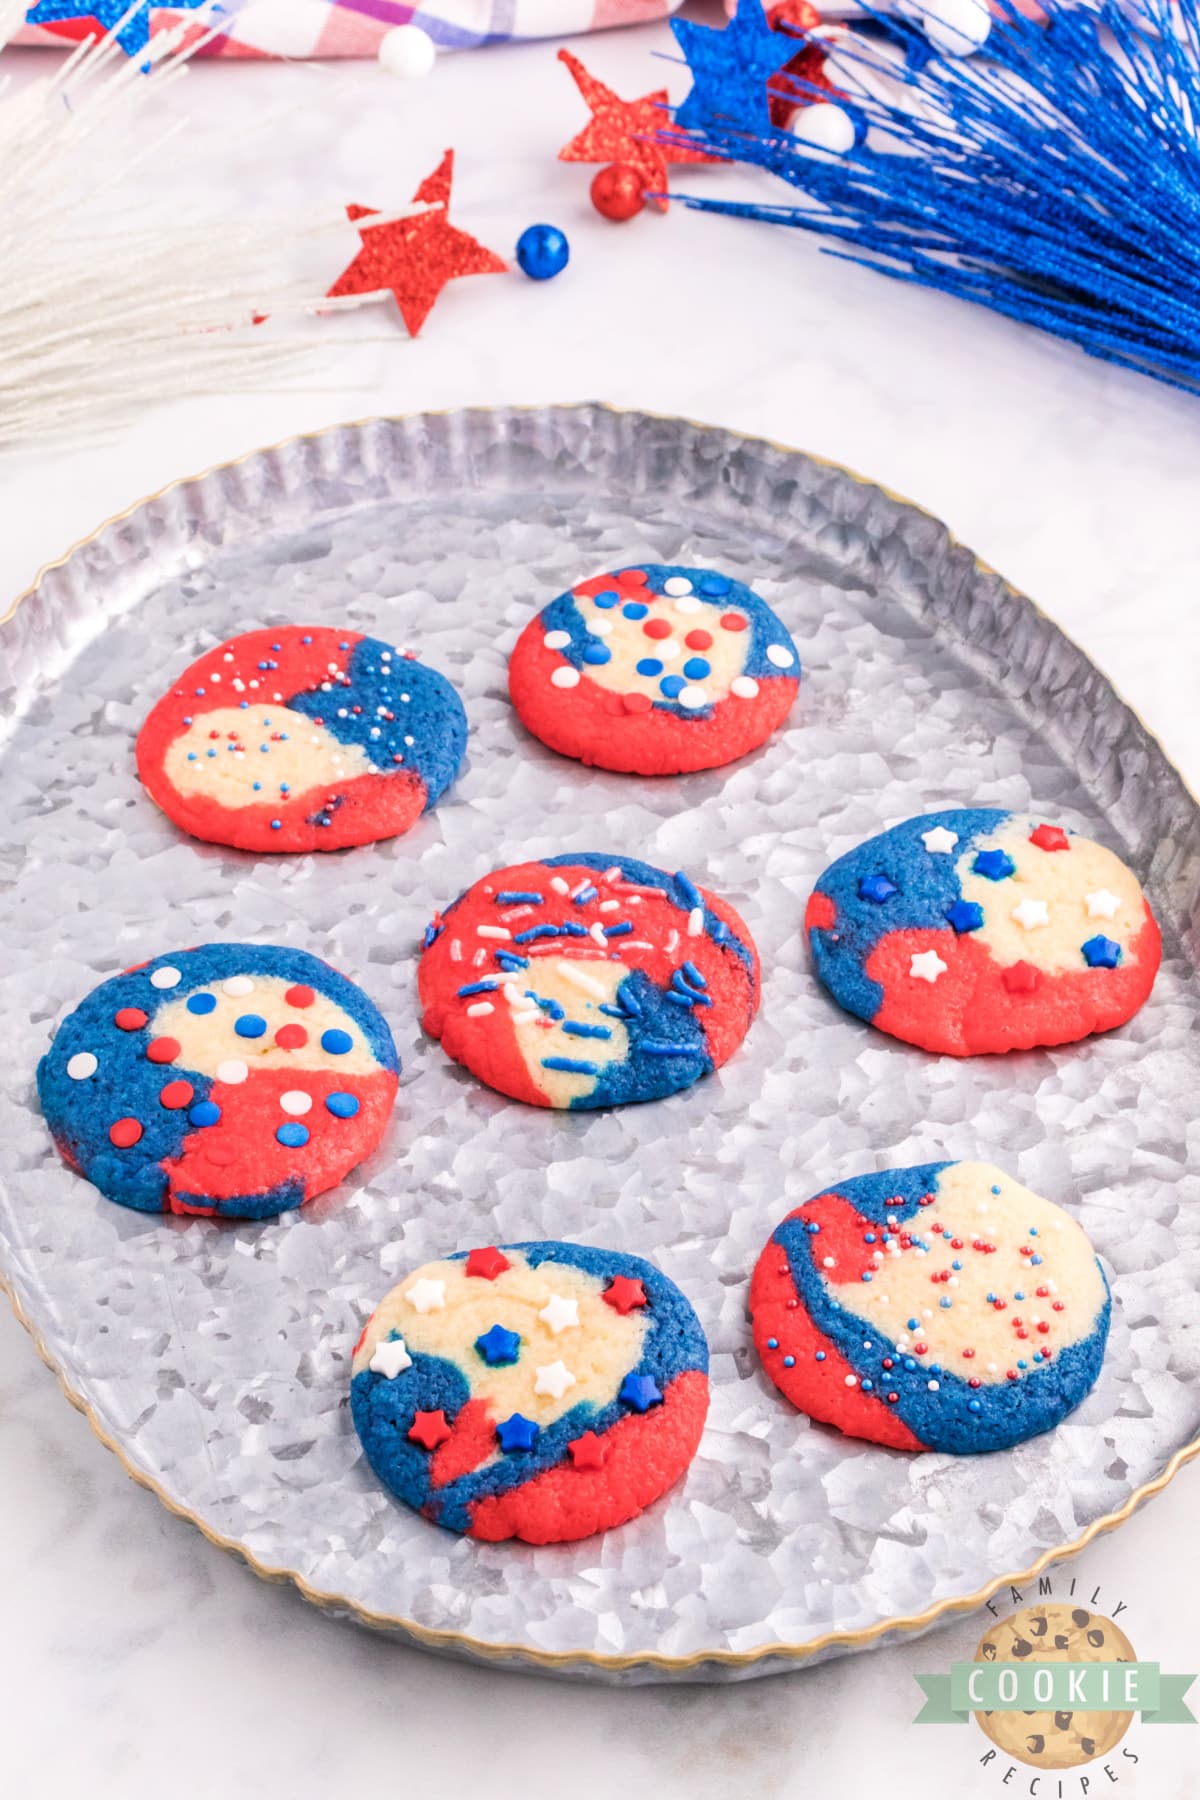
[922,0,991,57]
[378,24,436,79]
[792,101,857,155]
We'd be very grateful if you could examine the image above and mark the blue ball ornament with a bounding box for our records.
[516,223,570,281]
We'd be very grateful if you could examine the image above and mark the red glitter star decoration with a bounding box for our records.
[1029,823,1071,852]
[568,1430,610,1471]
[408,1409,454,1451]
[557,48,715,215]
[465,1246,511,1281]
[327,150,505,337]
[603,1275,648,1315]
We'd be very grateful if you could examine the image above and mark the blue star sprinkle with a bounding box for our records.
[945,899,985,933]
[1082,934,1122,968]
[858,874,898,904]
[618,1372,664,1413]
[973,849,1017,881]
[495,1412,540,1453]
[671,0,799,135]
[27,0,213,58]
[475,1323,521,1367]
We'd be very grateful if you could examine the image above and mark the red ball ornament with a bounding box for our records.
[591,163,646,222]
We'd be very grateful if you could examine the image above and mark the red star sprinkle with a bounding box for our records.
[465,1246,511,1281]
[603,1275,647,1315]
[327,150,506,338]
[1002,961,1041,994]
[408,1409,454,1451]
[568,1430,610,1471]
[557,48,714,215]
[1029,823,1070,852]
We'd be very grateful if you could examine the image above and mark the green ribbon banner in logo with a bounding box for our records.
[915,1663,1196,1726]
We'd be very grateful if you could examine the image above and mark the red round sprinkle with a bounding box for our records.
[886,1392,899,1404]
[285,985,315,1009]
[1016,1328,1029,1340]
[969,1377,981,1389]
[881,1357,894,1370]
[993,1299,1007,1311]
[918,1193,934,1207]
[914,1342,928,1355]
[109,1117,143,1148]
[159,1080,193,1110]
[962,1347,975,1358]
[786,1298,798,1309]
[1036,1285,1049,1297]
[1037,1321,1050,1334]
[1006,1369,1019,1381]
[274,1023,308,1050]
[114,1008,147,1032]
[950,1238,963,1250]
[622,692,653,714]
[684,629,713,650]
[146,1036,180,1064]
[642,617,672,641]
[1052,1300,1065,1311]
[720,612,747,632]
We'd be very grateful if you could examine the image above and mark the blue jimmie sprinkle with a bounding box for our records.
[640,1041,701,1057]
[457,980,499,997]
[681,961,707,988]
[562,1021,613,1039]
[603,921,633,937]
[572,885,599,906]
[526,992,565,1021]
[496,891,544,905]
[541,1056,600,1075]
[494,951,529,971]
[673,871,703,912]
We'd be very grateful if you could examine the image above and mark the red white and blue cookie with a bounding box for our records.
[37,945,399,1220]
[751,1161,1110,1454]
[418,853,759,1107]
[507,565,800,775]
[351,1241,709,1543]
[137,626,467,853]
[805,809,1161,1055]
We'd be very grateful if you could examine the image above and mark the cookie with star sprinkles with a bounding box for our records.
[136,626,467,853]
[37,945,399,1220]
[507,564,800,776]
[418,853,759,1107]
[751,1161,1111,1454]
[805,809,1161,1055]
[351,1242,709,1542]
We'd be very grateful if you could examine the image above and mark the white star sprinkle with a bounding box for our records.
[369,1336,413,1379]
[538,1294,580,1335]
[1085,888,1121,919]
[403,1278,446,1314]
[1012,898,1050,930]
[533,1360,577,1400]
[921,826,959,855]
[909,949,948,983]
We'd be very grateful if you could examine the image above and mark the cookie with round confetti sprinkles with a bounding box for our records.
[751,1161,1110,1454]
[507,565,800,775]
[806,809,1161,1055]
[351,1242,709,1543]
[418,853,759,1108]
[37,945,399,1220]
[137,626,466,853]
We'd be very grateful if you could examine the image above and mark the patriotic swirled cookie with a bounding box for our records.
[351,1241,709,1543]
[37,945,399,1220]
[508,564,800,775]
[137,627,467,852]
[751,1161,1111,1454]
[806,809,1161,1055]
[418,853,759,1107]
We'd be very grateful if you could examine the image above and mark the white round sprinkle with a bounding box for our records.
[586,619,613,637]
[928,1379,941,1392]
[280,1091,313,1116]
[657,639,682,663]
[550,666,580,688]
[149,966,182,989]
[543,630,571,650]
[222,976,255,997]
[672,596,702,615]
[766,644,795,668]
[844,1374,858,1387]
[678,685,708,710]
[822,1256,836,1269]
[216,1059,248,1085]
[378,20,436,78]
[663,576,693,596]
[730,675,760,699]
[67,1052,97,1080]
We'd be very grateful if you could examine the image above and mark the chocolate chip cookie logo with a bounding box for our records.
[915,1584,1195,1785]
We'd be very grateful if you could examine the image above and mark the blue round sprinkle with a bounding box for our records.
[187,753,197,762]
[861,1378,874,1393]
[940,1297,952,1309]
[621,601,648,620]
[186,992,217,1016]
[326,1092,360,1118]
[270,820,281,831]
[698,573,730,596]
[582,643,611,665]
[659,674,686,699]
[235,1014,267,1038]
[814,1351,826,1362]
[276,1121,309,1148]
[188,1100,221,1128]
[861,1271,873,1283]
[636,658,663,677]
[991,1184,1002,1194]
[907,1317,920,1330]
[903,1358,916,1371]
[683,656,711,680]
[782,1355,795,1369]
[806,1222,821,1235]
[592,591,618,609]
[321,1028,353,1056]
[864,1232,877,1244]
[767,1337,778,1350]
[252,782,262,791]
[1015,1291,1025,1301]
[968,1399,982,1414]
[1017,1359,1028,1370]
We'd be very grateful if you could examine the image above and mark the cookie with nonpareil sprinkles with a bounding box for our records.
[37,945,399,1220]
[508,565,800,775]
[137,627,466,852]
[806,809,1160,1055]
[751,1161,1110,1454]
[351,1242,709,1542]
[418,854,759,1107]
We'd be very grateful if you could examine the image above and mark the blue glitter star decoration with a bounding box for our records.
[475,1323,521,1367]
[945,899,985,933]
[671,0,799,136]
[858,874,898,904]
[618,1372,664,1413]
[495,1412,540,1453]
[1082,935,1122,969]
[973,849,1016,881]
[27,0,216,57]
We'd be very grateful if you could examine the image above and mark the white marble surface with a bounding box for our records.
[1,18,1198,1797]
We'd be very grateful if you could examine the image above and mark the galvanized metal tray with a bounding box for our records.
[2,406,1198,1684]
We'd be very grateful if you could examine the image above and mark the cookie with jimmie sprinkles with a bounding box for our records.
[751,1161,1111,1454]
[351,1242,709,1543]
[137,626,466,853]
[418,853,759,1108]
[508,564,800,775]
[37,945,399,1220]
[806,808,1161,1055]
